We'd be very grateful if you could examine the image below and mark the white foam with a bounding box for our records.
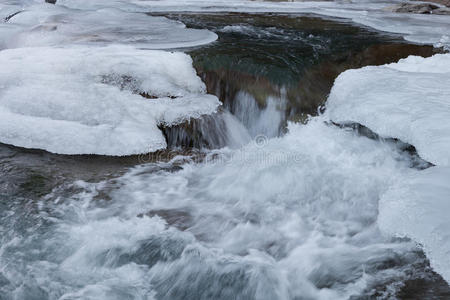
[379,166,450,284]
[326,53,450,166]
[0,46,220,155]
[87,118,417,298]
[0,118,421,298]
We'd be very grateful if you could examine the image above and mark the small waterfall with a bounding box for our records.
[161,89,287,150]
[160,110,251,150]
[229,91,285,138]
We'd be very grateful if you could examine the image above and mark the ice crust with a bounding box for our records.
[3,1,449,49]
[327,54,450,166]
[0,1,219,155]
[2,4,217,49]
[0,46,220,155]
[110,0,450,48]
[379,166,450,284]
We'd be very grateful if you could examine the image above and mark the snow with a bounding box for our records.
[379,166,450,284]
[0,46,220,155]
[326,54,450,166]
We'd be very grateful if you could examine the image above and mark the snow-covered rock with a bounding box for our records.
[327,53,450,166]
[0,46,220,155]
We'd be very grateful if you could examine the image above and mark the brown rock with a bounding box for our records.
[413,0,450,7]
[394,3,439,14]
[393,1,450,14]
[432,7,450,14]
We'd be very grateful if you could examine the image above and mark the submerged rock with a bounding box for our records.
[139,209,194,231]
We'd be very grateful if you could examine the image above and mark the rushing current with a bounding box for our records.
[1,1,450,300]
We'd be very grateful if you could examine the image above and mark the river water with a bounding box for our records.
[0,13,449,300]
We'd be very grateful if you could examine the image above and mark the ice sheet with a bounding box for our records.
[0,46,220,155]
[4,1,448,49]
[379,166,450,284]
[1,3,217,49]
[326,53,450,166]
[114,0,450,48]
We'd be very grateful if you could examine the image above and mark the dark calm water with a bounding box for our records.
[0,13,448,300]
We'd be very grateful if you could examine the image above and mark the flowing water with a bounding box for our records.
[0,13,449,300]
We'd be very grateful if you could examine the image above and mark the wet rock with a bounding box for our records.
[117,236,189,267]
[96,235,190,268]
[159,112,234,149]
[394,3,439,14]
[0,272,9,287]
[398,276,450,299]
[4,11,22,22]
[19,171,53,198]
[100,74,182,99]
[393,2,450,14]
[432,7,450,14]
[139,208,194,231]
[331,122,434,170]
[412,0,450,7]
[151,252,269,300]
[45,0,57,4]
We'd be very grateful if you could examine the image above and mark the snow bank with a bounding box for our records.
[1,3,217,49]
[379,166,450,284]
[0,46,220,155]
[326,54,450,166]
